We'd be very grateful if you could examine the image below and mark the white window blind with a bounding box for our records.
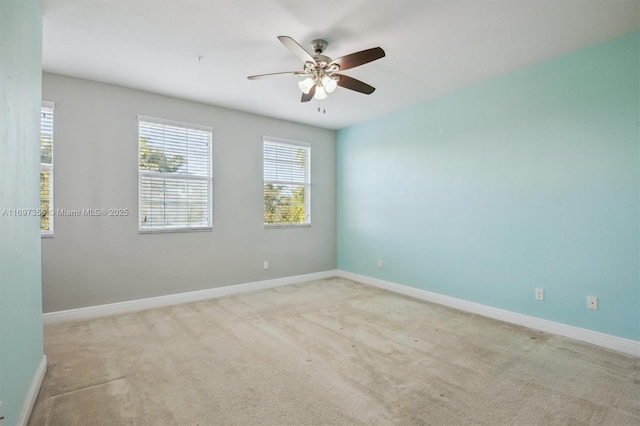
[138,116,212,232]
[41,101,55,235]
[263,138,310,226]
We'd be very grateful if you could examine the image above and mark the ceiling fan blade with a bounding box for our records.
[278,36,316,65]
[329,47,385,71]
[247,71,304,80]
[335,74,375,94]
[301,85,316,102]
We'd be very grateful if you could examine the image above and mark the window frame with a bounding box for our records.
[263,136,311,228]
[137,115,213,233]
[41,100,55,237]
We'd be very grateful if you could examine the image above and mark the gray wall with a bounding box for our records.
[0,1,44,424]
[41,73,336,313]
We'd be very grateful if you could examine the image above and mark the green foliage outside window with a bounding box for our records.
[139,138,185,172]
[40,169,51,231]
[264,184,306,224]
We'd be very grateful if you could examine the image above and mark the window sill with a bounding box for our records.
[264,223,311,229]
[139,227,212,234]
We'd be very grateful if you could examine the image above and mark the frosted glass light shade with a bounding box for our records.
[314,85,327,100]
[298,77,314,94]
[322,76,337,93]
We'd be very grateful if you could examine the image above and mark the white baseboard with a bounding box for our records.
[337,270,640,357]
[43,270,338,325]
[18,355,47,426]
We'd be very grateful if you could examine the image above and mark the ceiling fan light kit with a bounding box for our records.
[248,36,385,103]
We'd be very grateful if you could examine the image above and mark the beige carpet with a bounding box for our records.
[29,278,639,425]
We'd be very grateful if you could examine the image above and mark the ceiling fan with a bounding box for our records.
[248,36,385,102]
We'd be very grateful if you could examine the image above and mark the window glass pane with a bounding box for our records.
[40,168,52,232]
[41,104,54,235]
[264,183,306,224]
[139,118,212,231]
[41,109,54,165]
[263,140,310,225]
[140,176,166,229]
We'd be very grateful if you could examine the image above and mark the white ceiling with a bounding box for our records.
[40,0,639,130]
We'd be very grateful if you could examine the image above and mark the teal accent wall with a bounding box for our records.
[337,32,640,341]
[0,1,44,425]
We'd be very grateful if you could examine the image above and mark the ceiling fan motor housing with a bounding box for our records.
[310,39,332,66]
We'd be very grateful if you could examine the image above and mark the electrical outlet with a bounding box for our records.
[263,261,268,270]
[535,288,544,301]
[377,259,383,269]
[587,296,598,310]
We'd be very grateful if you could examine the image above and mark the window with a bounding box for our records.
[138,116,212,232]
[263,138,310,226]
[41,101,55,236]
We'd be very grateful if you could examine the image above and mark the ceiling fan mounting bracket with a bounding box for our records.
[311,39,328,54]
